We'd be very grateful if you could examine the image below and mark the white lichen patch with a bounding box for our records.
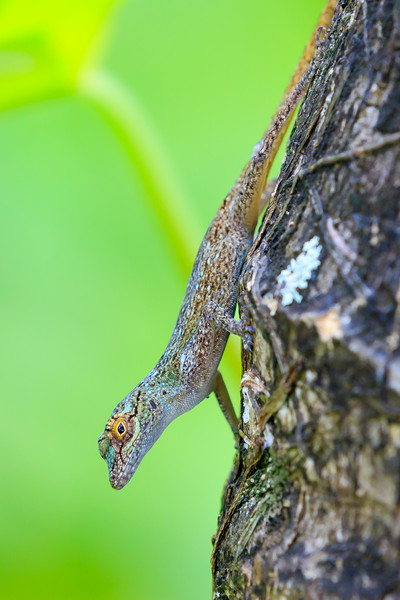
[277,236,322,306]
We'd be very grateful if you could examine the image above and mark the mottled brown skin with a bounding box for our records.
[98,183,256,489]
[98,35,320,489]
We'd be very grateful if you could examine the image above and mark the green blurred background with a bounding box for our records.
[0,1,326,598]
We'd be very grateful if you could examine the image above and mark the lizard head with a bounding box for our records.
[98,386,165,490]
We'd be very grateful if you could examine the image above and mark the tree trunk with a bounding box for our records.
[212,1,400,598]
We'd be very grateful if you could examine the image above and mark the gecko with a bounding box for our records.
[98,1,336,490]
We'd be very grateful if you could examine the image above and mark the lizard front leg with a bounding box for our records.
[204,300,254,351]
[177,307,242,437]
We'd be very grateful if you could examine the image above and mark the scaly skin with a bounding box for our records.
[98,0,336,489]
[98,182,255,489]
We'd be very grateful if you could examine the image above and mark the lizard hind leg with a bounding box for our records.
[212,370,239,440]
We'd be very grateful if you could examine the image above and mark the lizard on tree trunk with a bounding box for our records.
[212,1,400,599]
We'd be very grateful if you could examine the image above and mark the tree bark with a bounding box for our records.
[212,1,400,598]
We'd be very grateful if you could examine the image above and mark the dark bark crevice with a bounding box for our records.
[212,1,400,598]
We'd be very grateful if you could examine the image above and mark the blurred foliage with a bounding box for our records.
[0,0,120,108]
[0,0,198,274]
[0,1,326,599]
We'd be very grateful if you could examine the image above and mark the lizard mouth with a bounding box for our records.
[110,454,140,490]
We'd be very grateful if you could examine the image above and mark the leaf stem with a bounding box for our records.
[77,67,199,277]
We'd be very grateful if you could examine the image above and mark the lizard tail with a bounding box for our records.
[231,0,337,234]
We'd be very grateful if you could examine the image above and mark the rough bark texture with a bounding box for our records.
[212,1,400,598]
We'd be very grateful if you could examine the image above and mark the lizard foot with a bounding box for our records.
[239,321,254,352]
[204,300,254,351]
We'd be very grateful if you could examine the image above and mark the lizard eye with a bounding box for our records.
[112,417,127,441]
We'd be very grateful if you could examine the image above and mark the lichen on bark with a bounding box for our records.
[212,1,400,598]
